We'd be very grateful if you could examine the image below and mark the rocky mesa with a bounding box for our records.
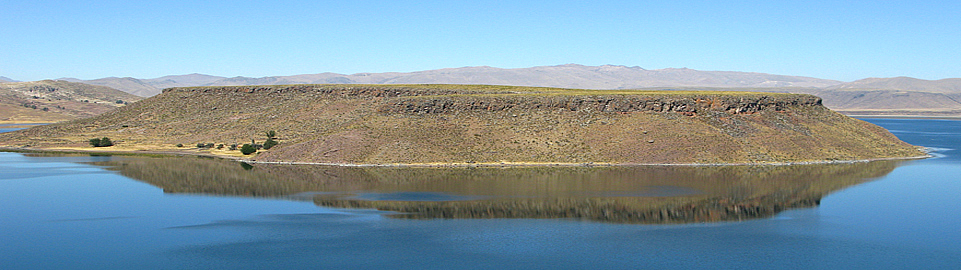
[0,84,925,165]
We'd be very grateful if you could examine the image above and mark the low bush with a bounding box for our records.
[263,138,278,150]
[89,137,113,147]
[240,144,257,155]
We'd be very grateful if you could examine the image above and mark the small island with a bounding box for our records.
[0,84,926,165]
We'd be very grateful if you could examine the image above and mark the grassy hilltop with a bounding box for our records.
[0,84,925,165]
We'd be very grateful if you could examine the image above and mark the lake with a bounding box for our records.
[1,118,959,269]
[0,123,47,134]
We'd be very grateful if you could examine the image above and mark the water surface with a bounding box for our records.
[1,119,959,269]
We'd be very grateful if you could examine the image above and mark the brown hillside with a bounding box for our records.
[0,80,143,123]
[830,77,961,93]
[0,84,924,165]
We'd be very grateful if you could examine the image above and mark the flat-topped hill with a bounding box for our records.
[0,84,925,165]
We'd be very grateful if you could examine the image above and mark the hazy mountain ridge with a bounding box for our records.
[828,77,961,93]
[53,64,845,97]
[0,76,18,82]
[22,65,961,116]
[59,77,159,97]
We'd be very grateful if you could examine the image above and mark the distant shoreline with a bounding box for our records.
[848,115,961,120]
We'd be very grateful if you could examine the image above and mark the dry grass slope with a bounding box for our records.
[0,80,142,123]
[0,84,924,164]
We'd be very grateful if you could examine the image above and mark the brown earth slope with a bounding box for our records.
[0,80,142,123]
[0,84,924,165]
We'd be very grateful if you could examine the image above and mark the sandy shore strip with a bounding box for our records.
[1,146,932,168]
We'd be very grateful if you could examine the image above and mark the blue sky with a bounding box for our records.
[2,0,959,82]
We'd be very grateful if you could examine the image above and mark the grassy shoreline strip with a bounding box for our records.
[0,146,930,168]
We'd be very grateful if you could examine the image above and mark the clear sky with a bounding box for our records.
[2,0,959,82]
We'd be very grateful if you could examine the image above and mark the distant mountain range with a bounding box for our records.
[6,64,960,116]
[0,76,18,83]
[54,64,844,97]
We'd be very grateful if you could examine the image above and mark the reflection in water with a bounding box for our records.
[86,155,903,224]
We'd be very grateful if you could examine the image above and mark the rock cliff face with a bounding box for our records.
[1,84,924,165]
[380,94,822,115]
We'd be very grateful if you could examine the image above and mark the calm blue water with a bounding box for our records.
[0,128,26,133]
[1,119,960,269]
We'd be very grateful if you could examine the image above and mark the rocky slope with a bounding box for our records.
[0,84,924,165]
[0,80,142,123]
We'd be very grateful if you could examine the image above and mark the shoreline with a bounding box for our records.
[0,146,932,168]
[849,115,961,120]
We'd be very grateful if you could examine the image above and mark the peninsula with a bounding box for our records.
[0,84,926,165]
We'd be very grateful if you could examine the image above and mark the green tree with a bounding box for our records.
[266,130,276,139]
[89,137,113,147]
[240,144,257,155]
[263,138,278,149]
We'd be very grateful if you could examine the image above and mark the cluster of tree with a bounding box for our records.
[196,143,216,149]
[88,137,113,147]
[177,131,279,155]
[240,131,279,155]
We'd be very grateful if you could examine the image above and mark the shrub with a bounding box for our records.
[176,143,183,147]
[216,144,224,149]
[205,143,215,148]
[263,138,278,150]
[266,130,276,139]
[229,144,238,150]
[196,143,205,148]
[89,137,113,147]
[240,144,257,155]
